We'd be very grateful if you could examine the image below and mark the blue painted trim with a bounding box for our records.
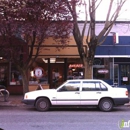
[96,36,130,55]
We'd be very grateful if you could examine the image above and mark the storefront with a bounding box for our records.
[0,60,23,94]
[95,36,130,90]
[28,58,84,90]
[1,56,130,94]
[1,26,130,94]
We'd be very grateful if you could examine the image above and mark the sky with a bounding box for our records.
[78,0,130,21]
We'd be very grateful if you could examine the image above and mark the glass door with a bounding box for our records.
[119,64,130,86]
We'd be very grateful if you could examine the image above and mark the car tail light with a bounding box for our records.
[126,91,128,96]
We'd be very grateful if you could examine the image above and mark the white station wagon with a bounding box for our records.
[22,79,129,112]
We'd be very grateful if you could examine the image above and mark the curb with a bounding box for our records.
[0,101,25,107]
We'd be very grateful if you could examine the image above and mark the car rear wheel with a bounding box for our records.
[35,98,50,112]
[99,98,113,112]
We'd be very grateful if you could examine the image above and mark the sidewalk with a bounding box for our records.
[0,93,130,107]
[0,95,25,107]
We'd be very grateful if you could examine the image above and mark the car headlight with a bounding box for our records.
[25,94,28,99]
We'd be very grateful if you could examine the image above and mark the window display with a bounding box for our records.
[67,64,83,79]
[29,67,48,85]
[10,64,22,85]
[120,64,130,85]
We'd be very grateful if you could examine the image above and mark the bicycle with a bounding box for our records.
[0,85,10,102]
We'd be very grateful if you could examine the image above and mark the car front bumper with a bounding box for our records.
[22,99,35,106]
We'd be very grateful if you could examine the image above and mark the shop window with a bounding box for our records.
[10,64,22,85]
[93,58,110,80]
[29,67,48,85]
[28,58,48,85]
[38,70,48,84]
[0,64,8,87]
[120,65,130,85]
[67,64,83,79]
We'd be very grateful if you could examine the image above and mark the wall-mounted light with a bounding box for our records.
[0,57,3,60]
[42,58,48,63]
[56,61,64,63]
[72,68,75,71]
[30,71,34,77]
[50,58,56,63]
[42,58,56,63]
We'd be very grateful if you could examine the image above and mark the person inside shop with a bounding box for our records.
[52,68,60,88]
[67,69,73,79]
[39,74,48,84]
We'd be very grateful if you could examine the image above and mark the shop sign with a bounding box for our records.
[34,67,44,78]
[98,69,109,74]
[113,32,119,44]
[69,64,83,68]
[123,77,128,81]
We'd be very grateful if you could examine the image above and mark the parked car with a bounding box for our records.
[22,79,129,112]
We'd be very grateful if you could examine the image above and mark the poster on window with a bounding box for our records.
[122,77,128,81]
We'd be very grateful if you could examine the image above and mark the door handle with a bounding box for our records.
[75,92,80,94]
[96,92,101,94]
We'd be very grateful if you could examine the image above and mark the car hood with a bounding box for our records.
[29,89,57,95]
[24,89,57,99]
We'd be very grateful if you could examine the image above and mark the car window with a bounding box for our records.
[82,81,96,91]
[100,83,108,91]
[58,81,80,92]
[82,81,108,91]
[95,83,101,91]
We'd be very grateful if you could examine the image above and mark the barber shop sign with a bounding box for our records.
[34,67,44,78]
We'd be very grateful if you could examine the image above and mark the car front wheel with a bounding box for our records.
[99,98,113,112]
[35,98,50,112]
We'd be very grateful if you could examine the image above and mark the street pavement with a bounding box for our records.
[0,92,130,107]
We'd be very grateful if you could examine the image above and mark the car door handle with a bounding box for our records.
[96,92,101,94]
[75,92,80,94]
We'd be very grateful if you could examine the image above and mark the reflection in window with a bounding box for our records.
[82,82,96,91]
[59,81,80,92]
[82,81,107,91]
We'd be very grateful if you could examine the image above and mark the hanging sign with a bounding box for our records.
[34,67,44,78]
